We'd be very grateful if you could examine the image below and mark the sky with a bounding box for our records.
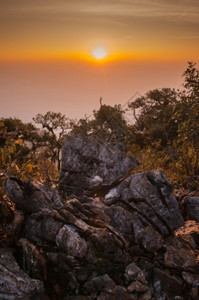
[0,0,199,122]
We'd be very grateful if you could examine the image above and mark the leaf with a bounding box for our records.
[0,149,5,164]
[14,164,20,172]
[8,146,15,154]
[15,138,23,144]
[25,163,33,173]
[0,121,4,127]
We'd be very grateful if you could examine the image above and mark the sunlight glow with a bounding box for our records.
[92,47,107,60]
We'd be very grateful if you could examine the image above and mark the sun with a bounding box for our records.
[92,47,107,60]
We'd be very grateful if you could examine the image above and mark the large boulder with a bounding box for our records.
[59,134,138,196]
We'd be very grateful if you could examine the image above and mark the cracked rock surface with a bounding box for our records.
[59,134,138,195]
[2,135,199,299]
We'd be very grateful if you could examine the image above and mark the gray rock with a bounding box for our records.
[104,170,184,250]
[124,262,149,295]
[83,274,116,294]
[153,268,183,298]
[137,226,164,252]
[0,248,44,300]
[97,285,137,300]
[4,169,198,300]
[182,271,199,287]
[5,178,64,213]
[56,224,88,258]
[183,196,199,222]
[59,134,138,195]
[124,262,147,284]
[164,236,199,272]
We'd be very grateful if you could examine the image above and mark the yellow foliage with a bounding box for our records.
[0,149,5,165]
[25,163,33,173]
[13,164,20,173]
[16,138,23,144]
[8,146,15,154]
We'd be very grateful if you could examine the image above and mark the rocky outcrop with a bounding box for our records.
[104,170,184,252]
[0,248,44,299]
[3,170,193,299]
[1,135,199,299]
[59,134,138,196]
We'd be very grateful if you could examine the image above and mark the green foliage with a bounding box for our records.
[183,61,199,97]
[128,88,179,147]
[91,104,130,143]
[71,104,130,144]
[129,62,199,190]
[0,121,24,178]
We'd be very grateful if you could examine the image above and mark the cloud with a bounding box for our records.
[1,0,199,20]
[1,0,198,31]
[0,0,198,59]
[1,0,199,29]
[76,0,199,24]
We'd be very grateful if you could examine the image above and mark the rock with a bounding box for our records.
[183,196,199,222]
[104,170,184,251]
[153,268,183,298]
[124,262,147,284]
[189,287,199,300]
[182,271,199,287]
[5,178,64,213]
[4,169,190,299]
[97,285,137,300]
[164,236,199,272]
[59,134,138,195]
[137,226,164,252]
[56,225,88,258]
[124,262,149,295]
[127,281,148,293]
[83,274,115,294]
[0,248,44,299]
[64,297,94,300]
[174,220,199,250]
[138,290,152,300]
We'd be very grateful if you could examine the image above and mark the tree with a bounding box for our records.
[91,104,130,143]
[33,111,70,171]
[70,115,92,137]
[174,62,199,182]
[0,118,41,178]
[127,62,199,188]
[128,88,179,147]
[71,104,131,146]
[183,61,199,97]
[0,119,40,221]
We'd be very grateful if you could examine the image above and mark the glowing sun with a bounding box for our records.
[92,47,107,60]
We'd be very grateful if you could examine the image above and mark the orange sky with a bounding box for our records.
[0,0,199,122]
